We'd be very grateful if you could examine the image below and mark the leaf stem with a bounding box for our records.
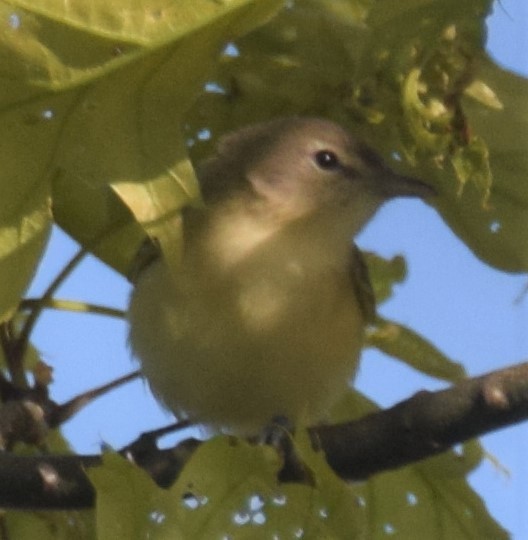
[20,298,125,319]
[15,246,88,362]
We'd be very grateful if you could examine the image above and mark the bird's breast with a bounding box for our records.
[128,209,367,432]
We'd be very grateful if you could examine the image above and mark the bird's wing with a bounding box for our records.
[127,238,161,284]
[349,244,377,324]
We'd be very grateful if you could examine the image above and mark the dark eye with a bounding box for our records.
[314,150,340,171]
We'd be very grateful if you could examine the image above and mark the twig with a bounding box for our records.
[15,247,89,364]
[47,370,141,428]
[20,298,125,319]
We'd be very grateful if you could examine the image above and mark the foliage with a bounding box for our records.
[87,430,507,539]
[0,0,526,538]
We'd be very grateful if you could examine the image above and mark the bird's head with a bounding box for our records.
[199,117,434,236]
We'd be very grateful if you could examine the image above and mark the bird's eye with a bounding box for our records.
[314,150,340,171]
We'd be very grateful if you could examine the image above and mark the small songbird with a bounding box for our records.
[128,117,433,435]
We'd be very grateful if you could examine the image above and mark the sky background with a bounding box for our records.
[25,1,527,537]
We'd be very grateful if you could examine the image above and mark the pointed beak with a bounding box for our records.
[375,169,436,201]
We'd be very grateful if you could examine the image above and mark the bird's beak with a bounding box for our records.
[377,169,436,201]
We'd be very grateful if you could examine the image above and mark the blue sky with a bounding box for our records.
[26,1,528,536]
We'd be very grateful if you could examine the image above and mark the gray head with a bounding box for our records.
[199,117,433,233]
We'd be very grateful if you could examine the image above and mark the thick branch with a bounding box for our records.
[1,361,527,510]
[0,453,98,510]
[313,361,528,480]
[0,438,201,510]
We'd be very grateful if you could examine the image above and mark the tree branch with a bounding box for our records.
[1,361,527,510]
[313,361,528,480]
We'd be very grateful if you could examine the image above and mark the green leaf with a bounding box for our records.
[0,0,283,276]
[0,78,52,320]
[89,453,185,540]
[172,437,281,538]
[356,451,508,540]
[88,427,505,539]
[111,158,201,278]
[366,316,467,382]
[287,430,367,539]
[329,390,508,540]
[172,436,366,539]
[438,58,528,271]
[4,510,95,540]
[186,0,372,161]
[363,252,407,305]
[4,0,283,90]
[88,436,362,539]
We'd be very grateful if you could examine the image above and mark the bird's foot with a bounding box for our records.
[258,416,316,486]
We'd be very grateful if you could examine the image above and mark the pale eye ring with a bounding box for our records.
[314,150,340,171]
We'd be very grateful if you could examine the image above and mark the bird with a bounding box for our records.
[127,117,433,436]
